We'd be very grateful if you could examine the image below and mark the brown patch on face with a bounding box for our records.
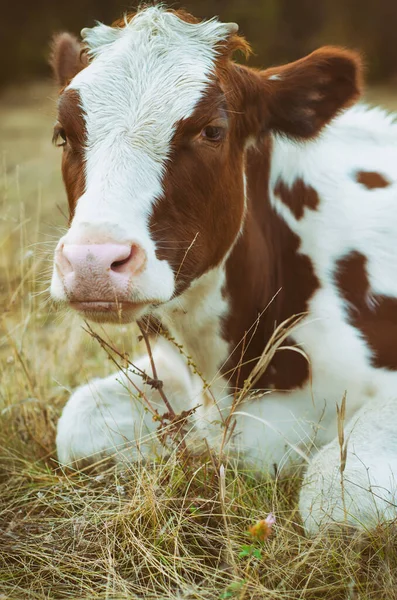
[356,171,391,190]
[56,89,87,221]
[222,142,319,391]
[336,250,397,370]
[149,84,247,293]
[274,178,320,220]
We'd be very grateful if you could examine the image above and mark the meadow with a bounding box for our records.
[1,81,397,599]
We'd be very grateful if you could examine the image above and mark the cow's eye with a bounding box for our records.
[52,126,67,148]
[201,125,225,142]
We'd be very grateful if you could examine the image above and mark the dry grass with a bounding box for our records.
[1,81,397,599]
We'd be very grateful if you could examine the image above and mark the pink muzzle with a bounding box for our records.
[55,242,146,303]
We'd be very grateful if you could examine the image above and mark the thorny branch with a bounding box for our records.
[83,321,196,453]
[83,322,158,416]
[138,322,176,418]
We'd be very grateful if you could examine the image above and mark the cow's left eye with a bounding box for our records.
[52,126,67,148]
[201,126,225,142]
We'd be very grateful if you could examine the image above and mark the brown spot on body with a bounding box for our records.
[223,143,319,392]
[274,178,320,219]
[336,251,397,370]
[356,171,390,189]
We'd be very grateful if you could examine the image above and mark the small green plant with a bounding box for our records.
[238,544,262,560]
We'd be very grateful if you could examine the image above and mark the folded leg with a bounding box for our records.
[56,340,195,465]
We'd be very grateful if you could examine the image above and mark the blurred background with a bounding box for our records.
[1,0,397,86]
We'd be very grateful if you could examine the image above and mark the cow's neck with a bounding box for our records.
[157,137,313,393]
[156,266,230,393]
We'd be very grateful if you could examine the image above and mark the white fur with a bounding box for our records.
[154,267,230,389]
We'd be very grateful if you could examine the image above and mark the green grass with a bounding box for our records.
[1,81,397,599]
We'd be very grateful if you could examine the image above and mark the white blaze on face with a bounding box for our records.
[51,7,234,305]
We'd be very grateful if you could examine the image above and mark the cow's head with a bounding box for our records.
[50,6,361,323]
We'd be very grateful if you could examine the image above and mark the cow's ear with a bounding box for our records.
[263,47,362,138]
[50,33,88,88]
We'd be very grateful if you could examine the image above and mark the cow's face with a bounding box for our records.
[50,7,361,323]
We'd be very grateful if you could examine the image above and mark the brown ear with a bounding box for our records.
[264,47,363,138]
[50,33,88,88]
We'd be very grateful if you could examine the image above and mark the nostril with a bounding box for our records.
[111,248,134,272]
[111,244,146,275]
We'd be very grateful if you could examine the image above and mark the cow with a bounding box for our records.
[50,6,397,534]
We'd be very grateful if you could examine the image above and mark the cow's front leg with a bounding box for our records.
[56,341,195,465]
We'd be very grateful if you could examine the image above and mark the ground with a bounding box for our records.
[1,81,397,599]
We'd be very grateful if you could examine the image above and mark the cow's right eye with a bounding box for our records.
[52,126,67,148]
[201,125,225,142]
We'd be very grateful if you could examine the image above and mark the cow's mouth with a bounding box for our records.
[70,301,150,323]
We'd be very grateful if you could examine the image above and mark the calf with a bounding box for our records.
[50,6,397,533]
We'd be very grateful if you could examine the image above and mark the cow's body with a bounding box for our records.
[51,7,397,534]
